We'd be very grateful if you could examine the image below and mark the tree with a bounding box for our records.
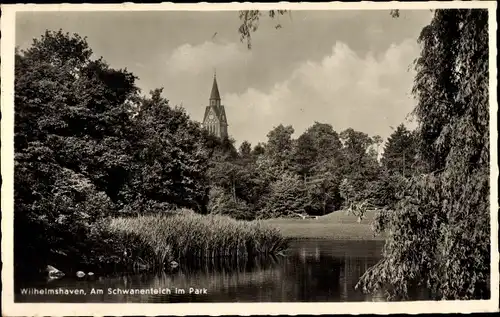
[235,9,490,299]
[305,167,342,215]
[238,10,289,49]
[265,124,295,171]
[237,9,404,52]
[14,30,139,272]
[290,122,344,214]
[128,89,211,214]
[14,30,217,275]
[259,173,309,219]
[338,128,381,211]
[305,122,343,162]
[372,135,383,158]
[239,140,252,158]
[292,132,318,178]
[251,142,266,157]
[357,9,490,300]
[340,128,374,168]
[363,171,408,209]
[207,186,252,220]
[206,136,264,219]
[381,124,417,177]
[15,30,139,203]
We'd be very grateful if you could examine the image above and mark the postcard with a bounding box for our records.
[1,1,498,316]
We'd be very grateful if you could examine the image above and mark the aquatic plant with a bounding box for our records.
[108,210,288,265]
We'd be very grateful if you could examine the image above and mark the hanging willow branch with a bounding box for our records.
[237,9,421,50]
[238,10,288,50]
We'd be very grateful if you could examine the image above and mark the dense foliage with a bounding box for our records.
[15,30,391,275]
[126,88,211,214]
[14,30,390,273]
[356,9,490,300]
[14,30,212,274]
[207,121,388,220]
[16,8,491,302]
[380,124,418,177]
[237,8,491,301]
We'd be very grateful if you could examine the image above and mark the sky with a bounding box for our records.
[16,10,433,148]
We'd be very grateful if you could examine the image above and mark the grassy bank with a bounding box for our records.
[264,210,385,240]
[108,211,288,269]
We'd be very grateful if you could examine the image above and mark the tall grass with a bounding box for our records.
[107,210,288,268]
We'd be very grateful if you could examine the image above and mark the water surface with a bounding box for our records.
[16,239,390,302]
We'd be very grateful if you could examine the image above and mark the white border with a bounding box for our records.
[1,2,498,316]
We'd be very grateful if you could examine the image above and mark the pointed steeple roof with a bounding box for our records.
[210,73,221,100]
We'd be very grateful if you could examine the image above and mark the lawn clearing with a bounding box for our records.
[264,210,385,240]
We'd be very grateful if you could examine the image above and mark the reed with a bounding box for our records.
[107,210,288,266]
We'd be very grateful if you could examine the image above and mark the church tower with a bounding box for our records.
[202,73,228,139]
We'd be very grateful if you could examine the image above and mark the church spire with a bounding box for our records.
[203,71,228,139]
[210,71,221,101]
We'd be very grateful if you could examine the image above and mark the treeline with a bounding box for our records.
[208,123,419,220]
[14,29,415,274]
[237,7,491,300]
[15,7,491,302]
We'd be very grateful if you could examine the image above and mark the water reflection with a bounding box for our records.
[16,239,390,303]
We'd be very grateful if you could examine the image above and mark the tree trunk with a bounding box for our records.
[323,193,327,215]
[232,179,236,201]
[403,152,406,178]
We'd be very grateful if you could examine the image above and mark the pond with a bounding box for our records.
[16,239,395,303]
